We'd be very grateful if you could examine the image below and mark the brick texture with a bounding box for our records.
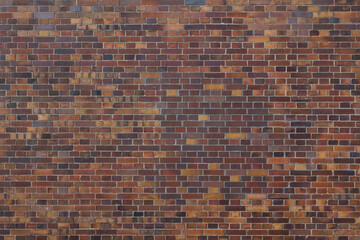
[0,0,360,239]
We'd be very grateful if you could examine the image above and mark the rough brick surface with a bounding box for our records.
[0,0,360,239]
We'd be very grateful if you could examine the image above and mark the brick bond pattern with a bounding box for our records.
[0,0,360,239]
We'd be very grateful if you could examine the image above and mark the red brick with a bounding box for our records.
[1,0,358,239]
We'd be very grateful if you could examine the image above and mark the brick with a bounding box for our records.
[248,36,269,42]
[185,0,205,4]
[226,133,246,139]
[247,206,267,211]
[11,194,31,199]
[205,84,225,90]
[186,139,196,145]
[119,0,140,4]
[230,176,240,181]
[34,12,54,18]
[247,170,267,175]
[247,194,267,199]
[1,1,358,239]
[78,0,97,5]
[13,0,33,5]
[167,90,178,96]
[204,194,224,199]
[231,90,242,96]
[141,72,161,78]
[198,115,208,120]
[182,170,202,175]
[99,0,120,4]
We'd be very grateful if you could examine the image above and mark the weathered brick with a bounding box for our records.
[185,0,205,4]
[1,1,358,239]
[34,12,54,18]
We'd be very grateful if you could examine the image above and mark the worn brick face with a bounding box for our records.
[0,0,360,239]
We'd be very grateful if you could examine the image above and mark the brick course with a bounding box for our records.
[0,0,360,239]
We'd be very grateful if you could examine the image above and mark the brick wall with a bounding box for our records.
[0,0,360,239]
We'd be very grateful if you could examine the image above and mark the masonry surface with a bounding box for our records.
[0,0,360,239]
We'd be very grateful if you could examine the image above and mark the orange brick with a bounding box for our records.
[226,133,246,139]
[182,170,202,175]
[167,90,178,96]
[247,170,267,176]
[205,84,225,90]
[136,43,147,48]
[230,176,241,181]
[198,115,209,120]
[231,90,242,96]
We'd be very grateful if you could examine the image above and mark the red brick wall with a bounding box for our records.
[1,0,360,239]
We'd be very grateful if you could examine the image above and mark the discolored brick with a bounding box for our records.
[226,133,246,139]
[1,0,359,239]
[185,0,205,4]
